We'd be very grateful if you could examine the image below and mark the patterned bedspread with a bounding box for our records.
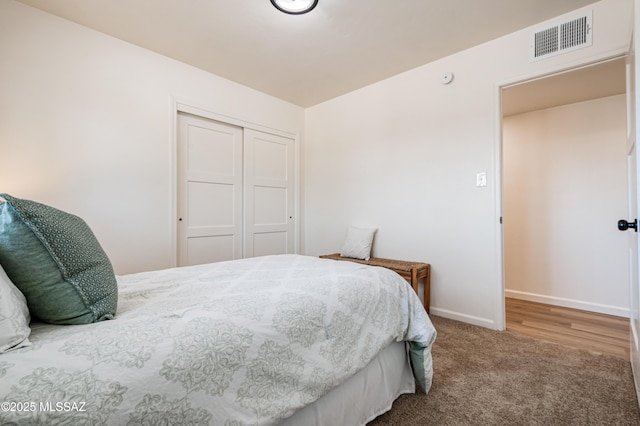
[0,254,436,425]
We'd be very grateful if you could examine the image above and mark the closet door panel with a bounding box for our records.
[244,129,295,257]
[187,181,235,227]
[254,186,287,224]
[187,235,236,265]
[252,232,288,257]
[177,113,243,266]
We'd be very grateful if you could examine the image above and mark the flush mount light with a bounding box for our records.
[270,0,318,15]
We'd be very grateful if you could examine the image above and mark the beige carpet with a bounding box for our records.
[369,315,640,425]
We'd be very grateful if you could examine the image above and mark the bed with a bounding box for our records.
[0,194,436,425]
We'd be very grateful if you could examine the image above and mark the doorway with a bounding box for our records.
[501,58,628,336]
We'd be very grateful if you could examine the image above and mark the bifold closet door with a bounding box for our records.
[177,113,243,266]
[243,129,295,257]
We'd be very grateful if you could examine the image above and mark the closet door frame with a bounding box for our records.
[171,100,300,266]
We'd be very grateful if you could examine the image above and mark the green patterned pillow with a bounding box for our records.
[0,194,117,325]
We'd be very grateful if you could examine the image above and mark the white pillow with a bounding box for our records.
[340,226,377,260]
[0,263,31,353]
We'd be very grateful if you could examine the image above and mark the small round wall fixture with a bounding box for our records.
[271,0,318,15]
[442,72,454,85]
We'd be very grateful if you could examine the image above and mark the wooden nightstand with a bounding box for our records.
[319,253,431,313]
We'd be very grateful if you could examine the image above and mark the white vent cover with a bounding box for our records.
[530,11,592,61]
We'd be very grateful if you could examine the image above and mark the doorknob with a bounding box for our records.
[618,219,638,232]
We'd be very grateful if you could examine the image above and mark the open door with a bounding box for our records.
[628,0,640,404]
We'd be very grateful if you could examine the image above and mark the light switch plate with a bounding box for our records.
[476,172,487,187]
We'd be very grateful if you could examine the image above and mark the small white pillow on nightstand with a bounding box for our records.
[340,226,377,260]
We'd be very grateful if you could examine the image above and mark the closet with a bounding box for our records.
[176,112,295,266]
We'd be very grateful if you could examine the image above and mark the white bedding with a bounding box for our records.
[0,254,436,425]
[283,341,414,425]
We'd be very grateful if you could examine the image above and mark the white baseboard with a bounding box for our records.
[505,290,629,318]
[429,307,499,330]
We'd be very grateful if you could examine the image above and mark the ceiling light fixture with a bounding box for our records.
[270,0,318,15]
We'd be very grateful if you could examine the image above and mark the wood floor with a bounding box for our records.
[506,298,630,359]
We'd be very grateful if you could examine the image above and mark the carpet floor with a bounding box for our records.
[369,315,640,425]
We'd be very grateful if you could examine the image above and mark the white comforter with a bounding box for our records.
[0,254,436,425]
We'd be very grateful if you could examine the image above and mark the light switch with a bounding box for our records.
[476,172,487,187]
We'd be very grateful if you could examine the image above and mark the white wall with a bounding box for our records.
[0,1,304,274]
[305,0,632,328]
[503,95,628,316]
[0,0,633,328]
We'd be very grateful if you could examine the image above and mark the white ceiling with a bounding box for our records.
[17,0,603,107]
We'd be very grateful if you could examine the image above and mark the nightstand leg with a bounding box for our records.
[424,265,430,314]
[410,268,419,300]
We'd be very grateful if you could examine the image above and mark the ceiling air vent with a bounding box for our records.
[530,11,592,61]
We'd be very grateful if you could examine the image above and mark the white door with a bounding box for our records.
[177,113,243,266]
[629,5,640,402]
[628,139,639,398]
[243,129,295,257]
